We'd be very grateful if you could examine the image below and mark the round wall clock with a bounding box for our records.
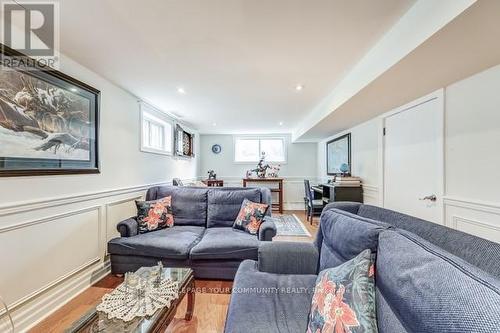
[211,144,222,154]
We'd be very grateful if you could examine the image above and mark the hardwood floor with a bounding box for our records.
[30,210,318,333]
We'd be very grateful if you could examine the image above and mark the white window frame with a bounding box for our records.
[233,136,287,164]
[140,103,174,156]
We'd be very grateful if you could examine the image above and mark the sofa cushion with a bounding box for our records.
[376,230,500,333]
[318,209,388,271]
[147,186,208,226]
[190,227,259,260]
[357,204,500,279]
[307,249,377,333]
[224,260,317,333]
[207,188,261,228]
[108,226,205,259]
[233,199,269,235]
[136,196,174,233]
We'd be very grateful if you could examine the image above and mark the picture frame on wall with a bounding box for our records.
[174,124,195,158]
[326,133,351,175]
[0,44,100,177]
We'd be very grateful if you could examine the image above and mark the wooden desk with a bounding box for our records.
[202,179,224,187]
[243,178,283,213]
[311,185,323,199]
[320,184,363,204]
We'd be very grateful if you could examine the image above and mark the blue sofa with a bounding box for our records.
[108,186,276,280]
[225,202,500,332]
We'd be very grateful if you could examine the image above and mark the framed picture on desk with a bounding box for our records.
[326,133,351,175]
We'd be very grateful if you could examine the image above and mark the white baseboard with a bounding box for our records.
[0,260,110,333]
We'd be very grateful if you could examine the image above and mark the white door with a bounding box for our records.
[383,92,444,224]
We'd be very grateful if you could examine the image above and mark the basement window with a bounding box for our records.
[234,137,286,163]
[140,103,173,155]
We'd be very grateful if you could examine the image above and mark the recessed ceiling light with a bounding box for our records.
[279,121,283,126]
[295,84,304,92]
[70,87,78,92]
[177,87,186,94]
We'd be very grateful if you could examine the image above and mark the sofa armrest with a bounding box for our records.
[117,217,139,237]
[258,219,277,241]
[258,241,318,274]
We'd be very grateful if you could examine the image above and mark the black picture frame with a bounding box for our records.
[0,44,100,177]
[174,124,195,158]
[326,133,351,175]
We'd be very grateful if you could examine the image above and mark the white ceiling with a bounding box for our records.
[296,0,500,140]
[56,0,415,134]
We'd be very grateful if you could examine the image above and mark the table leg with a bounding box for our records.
[185,279,195,321]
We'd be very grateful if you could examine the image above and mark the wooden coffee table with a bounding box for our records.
[66,267,195,333]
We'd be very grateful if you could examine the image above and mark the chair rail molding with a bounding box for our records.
[0,181,169,217]
[443,196,500,215]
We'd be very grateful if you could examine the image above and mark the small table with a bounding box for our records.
[66,267,195,333]
[243,178,283,213]
[202,179,224,187]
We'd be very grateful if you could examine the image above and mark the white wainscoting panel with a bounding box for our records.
[362,184,379,206]
[0,206,101,310]
[0,181,173,332]
[444,196,500,244]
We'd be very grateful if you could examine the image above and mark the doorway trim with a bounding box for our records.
[377,89,445,224]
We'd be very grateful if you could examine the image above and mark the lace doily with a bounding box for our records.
[96,277,179,322]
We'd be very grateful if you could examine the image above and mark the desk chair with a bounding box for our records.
[304,179,323,224]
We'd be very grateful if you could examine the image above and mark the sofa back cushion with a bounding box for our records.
[376,230,500,333]
[316,209,388,271]
[207,188,262,228]
[146,186,208,226]
[357,204,500,279]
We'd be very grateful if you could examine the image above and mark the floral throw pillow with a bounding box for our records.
[233,198,269,235]
[136,196,174,234]
[307,249,377,333]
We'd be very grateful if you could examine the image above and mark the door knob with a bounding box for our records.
[419,194,437,202]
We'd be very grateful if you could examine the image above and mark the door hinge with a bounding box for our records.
[383,127,386,136]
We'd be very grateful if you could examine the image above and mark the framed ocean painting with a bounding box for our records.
[0,44,100,176]
[326,133,351,175]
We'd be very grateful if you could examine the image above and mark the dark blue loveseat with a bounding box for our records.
[108,186,276,280]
